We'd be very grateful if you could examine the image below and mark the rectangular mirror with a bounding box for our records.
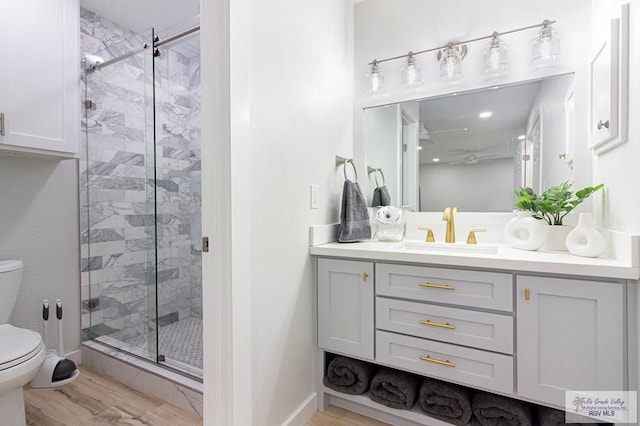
[363,73,575,212]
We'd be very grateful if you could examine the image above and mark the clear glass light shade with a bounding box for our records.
[530,24,560,67]
[482,37,510,76]
[438,45,465,82]
[401,54,423,87]
[367,62,385,94]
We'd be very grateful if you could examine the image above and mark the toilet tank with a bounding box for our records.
[0,260,23,324]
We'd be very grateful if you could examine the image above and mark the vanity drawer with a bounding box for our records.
[376,263,513,312]
[376,330,513,395]
[376,298,513,354]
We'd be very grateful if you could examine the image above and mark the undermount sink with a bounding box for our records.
[401,240,499,255]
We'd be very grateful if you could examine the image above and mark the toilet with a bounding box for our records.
[0,260,46,425]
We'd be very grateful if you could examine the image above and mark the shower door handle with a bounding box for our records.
[0,112,5,136]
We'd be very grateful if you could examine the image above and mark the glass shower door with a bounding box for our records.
[81,29,159,364]
[152,24,203,376]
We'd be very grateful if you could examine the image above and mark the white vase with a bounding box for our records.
[565,212,606,257]
[504,211,548,251]
[541,224,572,251]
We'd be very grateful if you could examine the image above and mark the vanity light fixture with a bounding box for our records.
[367,60,385,94]
[482,32,510,76]
[479,111,492,118]
[365,19,556,92]
[530,20,560,67]
[401,52,423,87]
[438,43,467,82]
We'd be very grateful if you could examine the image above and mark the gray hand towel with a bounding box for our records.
[337,180,371,242]
[323,356,375,395]
[472,392,532,426]
[419,378,472,426]
[372,185,391,207]
[369,368,420,410]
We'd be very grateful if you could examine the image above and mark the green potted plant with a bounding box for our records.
[513,182,604,251]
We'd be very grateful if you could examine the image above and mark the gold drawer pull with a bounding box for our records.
[419,355,455,368]
[419,282,456,291]
[524,288,530,301]
[362,272,369,282]
[419,319,456,330]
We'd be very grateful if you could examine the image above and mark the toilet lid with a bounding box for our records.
[0,324,43,371]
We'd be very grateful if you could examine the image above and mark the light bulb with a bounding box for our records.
[401,53,423,87]
[530,20,560,67]
[482,34,509,77]
[367,60,385,94]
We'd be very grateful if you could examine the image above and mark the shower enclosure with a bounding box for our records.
[79,13,203,379]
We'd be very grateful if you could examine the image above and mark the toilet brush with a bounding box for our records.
[30,299,80,388]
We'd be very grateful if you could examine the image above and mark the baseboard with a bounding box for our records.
[281,393,317,426]
[66,349,82,365]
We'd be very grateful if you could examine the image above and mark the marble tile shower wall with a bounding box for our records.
[79,9,202,343]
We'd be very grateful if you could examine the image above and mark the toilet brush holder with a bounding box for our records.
[30,299,80,388]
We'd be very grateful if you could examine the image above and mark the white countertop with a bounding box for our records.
[310,240,640,280]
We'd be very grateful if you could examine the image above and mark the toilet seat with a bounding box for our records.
[0,325,44,372]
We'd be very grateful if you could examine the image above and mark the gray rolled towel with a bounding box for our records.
[323,356,375,395]
[536,406,599,425]
[472,392,532,426]
[419,378,472,426]
[337,180,371,242]
[372,185,391,207]
[369,368,420,410]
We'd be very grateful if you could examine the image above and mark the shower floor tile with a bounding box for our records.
[124,317,203,370]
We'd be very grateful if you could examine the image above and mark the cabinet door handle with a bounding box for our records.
[419,355,455,368]
[524,288,530,301]
[419,282,455,291]
[597,119,610,130]
[0,112,5,136]
[362,272,368,282]
[419,319,455,330]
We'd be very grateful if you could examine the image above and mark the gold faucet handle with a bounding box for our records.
[417,226,435,243]
[466,228,487,245]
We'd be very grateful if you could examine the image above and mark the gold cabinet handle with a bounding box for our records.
[466,228,487,245]
[419,355,455,368]
[417,226,435,242]
[362,272,368,282]
[419,319,455,330]
[524,288,530,301]
[419,282,456,291]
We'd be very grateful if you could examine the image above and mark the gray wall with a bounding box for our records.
[0,157,81,353]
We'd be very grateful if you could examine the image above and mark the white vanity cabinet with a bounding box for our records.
[317,258,374,360]
[516,275,624,408]
[315,253,634,425]
[0,0,80,157]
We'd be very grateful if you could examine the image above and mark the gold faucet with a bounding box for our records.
[443,207,459,243]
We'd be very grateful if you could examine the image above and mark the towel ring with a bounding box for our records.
[367,166,385,187]
[336,156,358,181]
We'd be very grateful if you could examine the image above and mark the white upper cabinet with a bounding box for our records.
[0,0,79,157]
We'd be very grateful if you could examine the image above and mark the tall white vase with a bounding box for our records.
[504,211,548,251]
[565,212,606,257]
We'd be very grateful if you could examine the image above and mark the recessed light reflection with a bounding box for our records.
[432,158,440,162]
[417,146,423,150]
[479,111,492,118]
[518,134,526,140]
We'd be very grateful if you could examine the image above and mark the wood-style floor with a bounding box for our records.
[23,367,385,425]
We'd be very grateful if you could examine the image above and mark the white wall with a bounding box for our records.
[420,158,514,212]
[222,0,355,424]
[0,157,80,353]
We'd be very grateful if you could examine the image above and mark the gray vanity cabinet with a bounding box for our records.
[516,276,625,408]
[317,258,374,360]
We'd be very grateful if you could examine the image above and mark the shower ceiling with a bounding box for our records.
[80,0,199,34]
